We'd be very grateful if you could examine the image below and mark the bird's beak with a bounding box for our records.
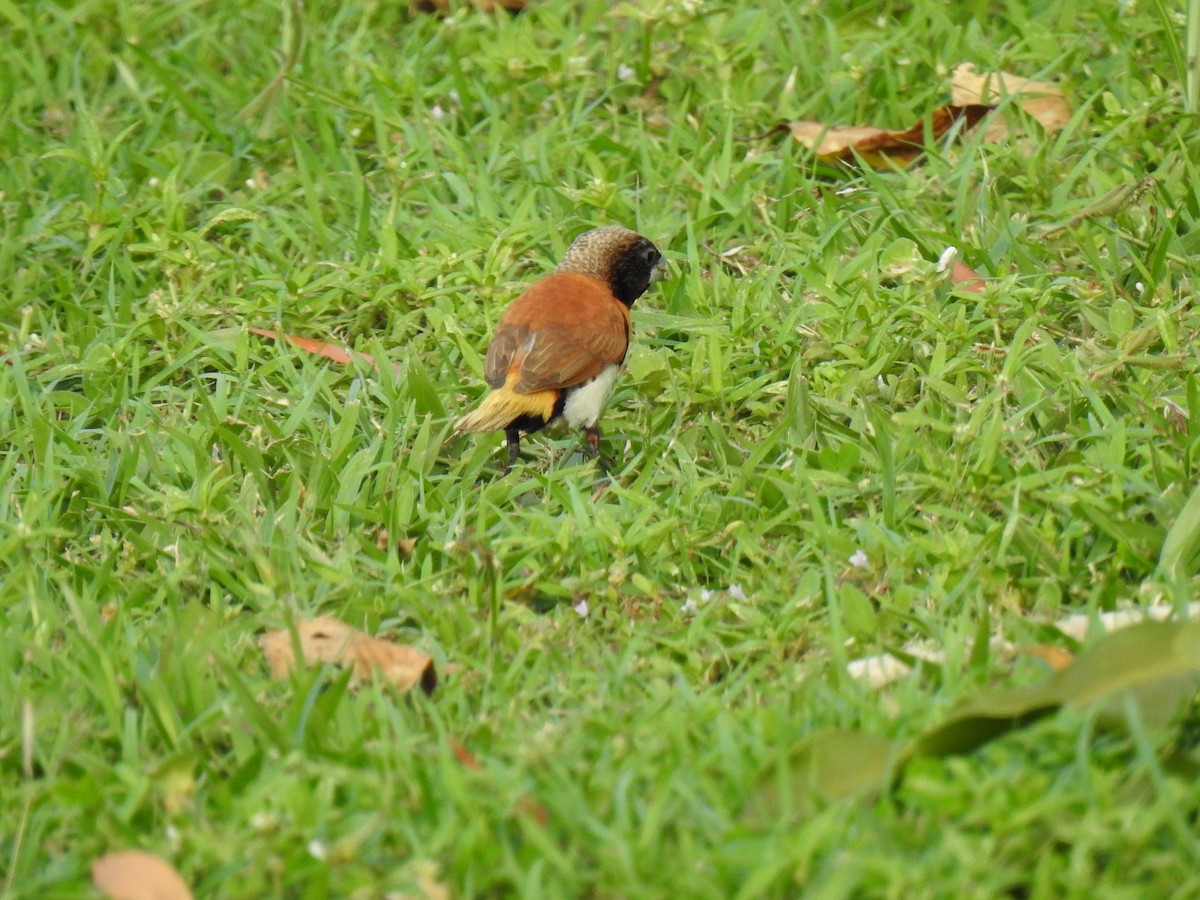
[650,256,670,284]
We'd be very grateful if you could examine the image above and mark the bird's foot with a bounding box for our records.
[582,426,613,473]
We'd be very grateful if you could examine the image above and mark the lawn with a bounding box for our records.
[4,0,1200,896]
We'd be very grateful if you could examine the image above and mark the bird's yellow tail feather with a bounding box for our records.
[454,385,557,434]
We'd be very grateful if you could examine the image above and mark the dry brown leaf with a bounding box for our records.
[950,258,987,293]
[950,63,1070,139]
[92,851,193,900]
[1022,644,1075,671]
[783,104,992,169]
[249,328,402,374]
[779,65,1067,169]
[449,739,483,770]
[260,616,437,694]
[371,527,418,556]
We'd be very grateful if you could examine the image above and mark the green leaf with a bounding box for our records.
[1050,620,1200,709]
[914,621,1200,758]
[839,583,877,641]
[742,730,900,825]
[1108,297,1135,338]
[1158,483,1200,579]
[879,237,922,278]
[911,682,1062,757]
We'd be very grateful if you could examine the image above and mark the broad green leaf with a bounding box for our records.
[879,238,922,278]
[911,682,1061,757]
[914,621,1200,758]
[839,583,877,641]
[1158,483,1200,579]
[743,729,900,825]
[1108,297,1134,337]
[1051,620,1200,730]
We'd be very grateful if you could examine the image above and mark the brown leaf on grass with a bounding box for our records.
[260,616,437,694]
[778,65,1067,169]
[371,527,418,556]
[249,327,401,373]
[1023,644,1076,671]
[950,258,987,293]
[950,63,1070,139]
[92,851,193,900]
[449,738,482,770]
[782,104,992,168]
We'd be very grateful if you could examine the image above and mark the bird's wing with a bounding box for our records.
[484,271,631,393]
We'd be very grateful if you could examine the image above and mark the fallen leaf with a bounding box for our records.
[92,851,193,900]
[449,739,482,770]
[371,527,418,556]
[1023,644,1075,670]
[782,104,992,168]
[849,601,1200,688]
[915,620,1200,756]
[949,258,987,292]
[753,620,1200,822]
[743,730,900,824]
[249,327,401,373]
[260,616,437,694]
[950,63,1070,139]
[777,65,1067,170]
[911,681,1063,757]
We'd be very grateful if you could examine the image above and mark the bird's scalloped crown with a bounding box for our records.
[556,226,642,282]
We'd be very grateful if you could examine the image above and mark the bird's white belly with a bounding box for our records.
[561,365,620,428]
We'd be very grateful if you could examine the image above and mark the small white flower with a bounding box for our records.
[617,63,635,81]
[680,598,698,616]
[699,588,716,602]
[449,89,461,105]
[430,105,447,120]
[1135,281,1145,294]
[307,839,328,861]
[936,246,958,273]
[573,599,589,618]
[728,583,747,601]
[848,549,870,570]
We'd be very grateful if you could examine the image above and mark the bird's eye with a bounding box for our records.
[642,245,661,266]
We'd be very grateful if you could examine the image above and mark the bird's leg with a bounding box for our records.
[505,428,521,472]
[583,425,610,474]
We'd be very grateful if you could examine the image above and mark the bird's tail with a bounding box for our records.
[453,385,557,435]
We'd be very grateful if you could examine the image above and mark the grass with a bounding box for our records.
[3,0,1200,895]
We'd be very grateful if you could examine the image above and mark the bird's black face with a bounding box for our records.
[610,237,665,307]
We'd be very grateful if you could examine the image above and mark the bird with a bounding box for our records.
[454,225,667,471]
